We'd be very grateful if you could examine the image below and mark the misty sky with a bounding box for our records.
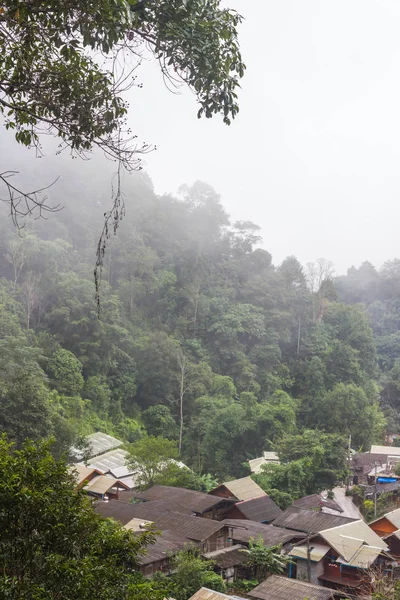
[128,0,400,275]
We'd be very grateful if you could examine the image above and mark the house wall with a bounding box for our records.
[370,518,397,537]
[386,535,400,558]
[296,559,324,586]
[201,526,231,553]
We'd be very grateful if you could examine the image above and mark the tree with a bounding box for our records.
[0,437,153,599]
[47,348,84,396]
[171,548,226,600]
[128,435,180,489]
[0,0,245,272]
[0,375,53,447]
[241,537,292,582]
[142,405,179,440]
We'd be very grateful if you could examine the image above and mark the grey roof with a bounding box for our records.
[223,519,305,546]
[211,477,266,501]
[120,485,235,514]
[84,448,130,473]
[139,529,189,565]
[371,445,400,456]
[319,520,387,562]
[248,575,339,600]
[203,545,246,568]
[273,506,356,533]
[95,501,226,542]
[86,432,123,458]
[233,496,282,522]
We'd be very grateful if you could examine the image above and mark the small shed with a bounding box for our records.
[84,475,130,499]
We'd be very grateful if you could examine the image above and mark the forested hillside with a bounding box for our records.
[0,169,395,498]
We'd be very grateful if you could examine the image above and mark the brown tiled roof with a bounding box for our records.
[272,507,356,533]
[248,575,339,600]
[234,496,282,522]
[223,519,305,546]
[119,485,235,514]
[292,494,343,513]
[95,500,226,542]
[139,530,189,565]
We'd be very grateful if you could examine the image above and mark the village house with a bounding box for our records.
[247,574,343,600]
[209,476,266,502]
[273,507,356,534]
[68,465,130,499]
[95,499,234,570]
[287,520,389,595]
[120,485,237,520]
[202,545,247,582]
[350,452,388,486]
[208,477,282,523]
[223,495,282,523]
[223,518,305,549]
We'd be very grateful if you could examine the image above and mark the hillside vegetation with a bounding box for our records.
[0,170,397,498]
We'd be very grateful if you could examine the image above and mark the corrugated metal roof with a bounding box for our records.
[320,520,388,562]
[223,519,305,546]
[69,465,103,486]
[189,588,245,600]
[249,453,280,474]
[248,575,338,600]
[86,432,123,458]
[289,542,330,562]
[234,496,282,522]
[371,445,400,456]
[337,544,383,568]
[95,501,226,542]
[85,448,130,472]
[84,476,129,495]
[273,507,356,533]
[213,477,266,501]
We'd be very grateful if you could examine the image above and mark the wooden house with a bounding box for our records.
[287,520,389,595]
[224,495,282,523]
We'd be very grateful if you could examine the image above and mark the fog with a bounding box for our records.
[3,1,400,274]
[127,0,400,274]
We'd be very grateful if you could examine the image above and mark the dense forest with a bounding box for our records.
[0,166,398,500]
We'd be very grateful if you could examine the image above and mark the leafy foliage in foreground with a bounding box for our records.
[0,437,154,599]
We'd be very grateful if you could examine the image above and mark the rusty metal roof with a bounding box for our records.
[223,519,305,546]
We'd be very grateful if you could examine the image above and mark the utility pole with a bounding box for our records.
[374,463,378,519]
[346,434,351,491]
[306,533,311,583]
